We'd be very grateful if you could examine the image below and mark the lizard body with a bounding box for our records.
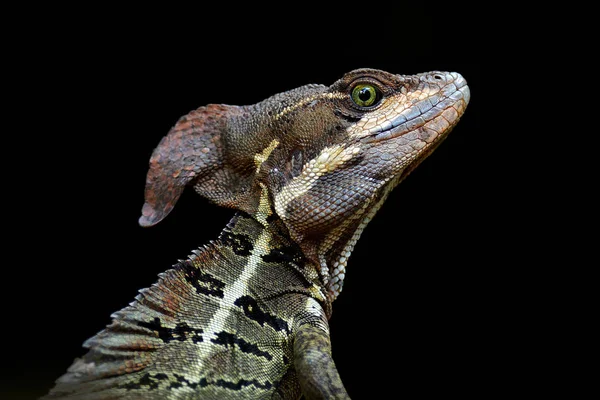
[43,68,470,399]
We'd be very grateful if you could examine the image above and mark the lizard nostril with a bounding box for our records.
[433,74,443,80]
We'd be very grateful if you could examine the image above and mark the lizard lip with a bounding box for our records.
[362,72,470,144]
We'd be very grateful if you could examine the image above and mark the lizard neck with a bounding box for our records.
[217,210,332,317]
[308,176,400,301]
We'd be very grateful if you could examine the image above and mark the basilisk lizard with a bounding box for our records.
[43,68,470,399]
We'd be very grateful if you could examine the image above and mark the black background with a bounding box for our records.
[5,5,491,399]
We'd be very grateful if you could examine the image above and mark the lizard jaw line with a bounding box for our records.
[360,84,470,145]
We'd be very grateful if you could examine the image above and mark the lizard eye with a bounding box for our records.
[351,84,381,108]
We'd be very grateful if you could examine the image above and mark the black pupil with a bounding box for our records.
[358,87,372,101]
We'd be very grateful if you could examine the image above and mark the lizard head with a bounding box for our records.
[139,68,470,299]
[269,69,470,297]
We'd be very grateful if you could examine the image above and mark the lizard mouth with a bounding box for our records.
[361,74,470,145]
[355,74,470,207]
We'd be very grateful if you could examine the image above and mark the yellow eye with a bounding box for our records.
[351,84,380,107]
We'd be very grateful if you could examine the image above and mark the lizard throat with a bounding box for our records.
[320,175,401,300]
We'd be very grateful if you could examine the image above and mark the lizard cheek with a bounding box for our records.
[275,169,380,239]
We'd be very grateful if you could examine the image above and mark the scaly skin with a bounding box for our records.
[43,69,469,399]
